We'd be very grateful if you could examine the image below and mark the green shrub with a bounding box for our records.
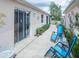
[35,24,50,36]
[75,22,79,26]
[62,25,79,57]
[63,25,73,44]
[43,24,50,30]
[55,22,57,25]
[65,31,73,44]
[75,13,79,21]
[72,38,79,58]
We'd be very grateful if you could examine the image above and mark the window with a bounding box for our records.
[41,15,44,23]
[46,16,48,24]
[68,14,73,28]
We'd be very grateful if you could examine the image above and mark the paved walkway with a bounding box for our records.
[16,25,57,58]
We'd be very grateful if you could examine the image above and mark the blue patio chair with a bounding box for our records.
[51,34,57,42]
[45,35,77,58]
[51,24,63,42]
[57,24,63,37]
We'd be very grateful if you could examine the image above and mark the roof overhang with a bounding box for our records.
[15,0,50,15]
[64,0,79,14]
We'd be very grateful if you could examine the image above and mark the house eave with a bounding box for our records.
[15,0,49,15]
[64,0,79,14]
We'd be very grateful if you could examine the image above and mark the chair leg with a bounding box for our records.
[44,48,55,58]
[44,49,51,57]
[69,53,73,58]
[51,54,56,58]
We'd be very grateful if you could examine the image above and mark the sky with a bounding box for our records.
[26,0,71,13]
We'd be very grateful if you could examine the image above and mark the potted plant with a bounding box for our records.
[63,25,73,44]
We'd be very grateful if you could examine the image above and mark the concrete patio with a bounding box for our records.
[15,25,57,58]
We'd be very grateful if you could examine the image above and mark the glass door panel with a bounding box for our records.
[19,10,24,41]
[24,12,27,38]
[26,13,30,35]
[14,9,19,43]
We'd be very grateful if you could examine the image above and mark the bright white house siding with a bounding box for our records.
[0,0,49,52]
[64,0,79,30]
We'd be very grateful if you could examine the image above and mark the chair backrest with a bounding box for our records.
[65,35,77,57]
[57,24,63,36]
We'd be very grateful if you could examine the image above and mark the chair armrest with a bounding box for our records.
[50,47,65,57]
[56,42,69,48]
[55,42,69,51]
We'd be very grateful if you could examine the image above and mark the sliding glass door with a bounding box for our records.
[14,9,30,44]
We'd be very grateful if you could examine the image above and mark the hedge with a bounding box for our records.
[35,24,50,36]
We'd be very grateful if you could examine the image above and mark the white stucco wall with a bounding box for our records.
[64,6,79,29]
[30,11,47,36]
[0,0,14,52]
[0,0,49,52]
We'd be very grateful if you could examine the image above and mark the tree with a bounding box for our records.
[49,2,62,21]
